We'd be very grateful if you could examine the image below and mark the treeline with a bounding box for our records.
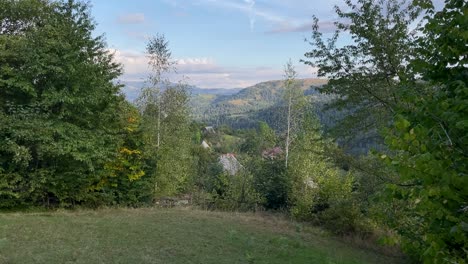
[185,0,468,263]
[0,0,195,207]
[300,0,467,262]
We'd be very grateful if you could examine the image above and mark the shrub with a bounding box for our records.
[253,159,290,210]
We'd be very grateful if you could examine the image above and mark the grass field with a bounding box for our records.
[0,207,404,264]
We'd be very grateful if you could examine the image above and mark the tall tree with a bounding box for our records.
[155,81,193,196]
[138,34,176,148]
[282,60,307,167]
[137,35,193,198]
[303,0,467,261]
[0,0,124,207]
[381,0,468,262]
[288,111,357,234]
[302,0,425,148]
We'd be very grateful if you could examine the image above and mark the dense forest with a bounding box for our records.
[0,0,467,263]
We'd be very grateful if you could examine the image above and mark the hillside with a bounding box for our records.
[191,78,331,129]
[0,208,403,264]
[122,80,241,102]
[123,78,331,129]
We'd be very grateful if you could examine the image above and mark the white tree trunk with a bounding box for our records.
[285,92,292,168]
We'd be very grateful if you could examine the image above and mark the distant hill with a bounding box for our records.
[124,78,379,154]
[122,78,333,131]
[121,80,241,102]
[191,78,332,129]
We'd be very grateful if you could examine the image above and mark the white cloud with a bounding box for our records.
[110,48,318,89]
[125,31,151,40]
[177,58,214,65]
[117,13,145,24]
[267,20,337,34]
[110,49,148,76]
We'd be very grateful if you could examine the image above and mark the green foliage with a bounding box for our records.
[138,84,194,198]
[93,102,152,206]
[190,144,223,191]
[191,149,262,211]
[136,34,194,199]
[0,0,125,207]
[154,85,194,196]
[303,1,467,261]
[208,170,263,211]
[302,0,424,146]
[380,1,468,262]
[240,121,277,155]
[288,113,364,234]
[252,158,290,210]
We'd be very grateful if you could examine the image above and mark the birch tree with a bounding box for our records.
[137,35,194,197]
[283,60,307,168]
[137,34,176,148]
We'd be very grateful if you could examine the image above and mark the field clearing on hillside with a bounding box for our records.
[0,208,405,264]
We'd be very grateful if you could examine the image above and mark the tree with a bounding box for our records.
[282,60,307,167]
[381,0,468,262]
[240,121,276,155]
[0,0,124,207]
[137,34,176,149]
[303,0,467,261]
[302,0,426,148]
[288,111,360,234]
[155,81,193,196]
[137,35,193,198]
[90,101,149,206]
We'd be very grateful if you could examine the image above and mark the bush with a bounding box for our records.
[194,171,263,212]
[290,167,367,235]
[253,159,290,210]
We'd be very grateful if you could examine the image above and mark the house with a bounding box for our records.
[203,126,216,134]
[262,147,283,160]
[219,153,242,176]
[201,140,210,149]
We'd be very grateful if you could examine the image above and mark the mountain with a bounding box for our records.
[121,80,241,102]
[191,78,332,129]
[122,78,333,130]
[124,78,378,154]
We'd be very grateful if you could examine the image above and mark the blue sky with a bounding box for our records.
[93,0,449,90]
[89,0,346,89]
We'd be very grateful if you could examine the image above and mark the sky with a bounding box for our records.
[89,0,347,89]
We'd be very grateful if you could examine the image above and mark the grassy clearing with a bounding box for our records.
[0,207,404,264]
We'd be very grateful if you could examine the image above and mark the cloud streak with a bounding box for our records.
[165,0,338,34]
[266,20,337,34]
[244,0,256,32]
[197,0,285,31]
[117,13,145,24]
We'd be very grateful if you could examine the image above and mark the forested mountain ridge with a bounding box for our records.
[122,80,242,101]
[123,78,329,128]
[191,78,330,128]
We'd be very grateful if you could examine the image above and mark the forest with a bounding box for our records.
[0,0,466,263]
